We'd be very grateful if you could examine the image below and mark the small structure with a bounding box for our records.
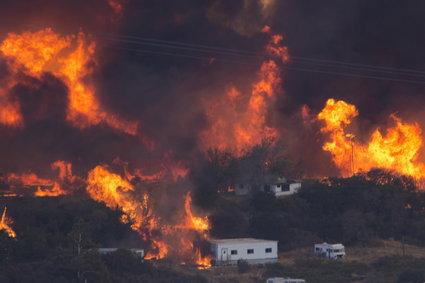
[314,243,345,259]
[97,248,144,259]
[210,238,278,265]
[235,177,301,197]
[266,278,306,283]
[265,182,302,197]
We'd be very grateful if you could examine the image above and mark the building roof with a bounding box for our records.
[210,238,278,244]
[315,242,344,248]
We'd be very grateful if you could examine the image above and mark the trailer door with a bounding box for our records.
[221,248,228,261]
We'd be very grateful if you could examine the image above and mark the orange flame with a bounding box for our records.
[318,98,425,181]
[51,160,76,183]
[0,207,16,238]
[7,172,68,197]
[86,165,166,258]
[184,192,209,231]
[0,28,138,134]
[0,86,23,127]
[5,160,77,196]
[7,172,54,187]
[87,165,146,229]
[183,192,211,269]
[86,165,211,266]
[201,28,287,156]
[34,182,67,197]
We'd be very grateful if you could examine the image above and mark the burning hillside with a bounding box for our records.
[0,28,138,134]
[0,10,290,265]
[201,26,288,155]
[0,207,16,238]
[317,98,425,182]
[86,165,210,266]
[0,0,425,273]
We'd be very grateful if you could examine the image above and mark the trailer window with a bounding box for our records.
[231,250,238,255]
[265,248,272,253]
[247,249,254,254]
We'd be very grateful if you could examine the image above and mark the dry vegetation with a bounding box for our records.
[173,240,425,283]
[278,239,425,265]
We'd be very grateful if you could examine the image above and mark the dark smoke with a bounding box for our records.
[0,0,423,185]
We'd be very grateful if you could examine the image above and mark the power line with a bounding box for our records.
[0,18,424,76]
[283,66,425,85]
[291,56,425,76]
[0,20,425,85]
[105,45,425,84]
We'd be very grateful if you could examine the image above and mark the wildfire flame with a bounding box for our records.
[201,27,288,156]
[86,165,153,231]
[184,192,209,231]
[0,28,138,135]
[318,98,425,181]
[0,207,16,238]
[34,182,67,197]
[5,161,77,197]
[183,192,211,269]
[51,160,76,183]
[0,86,23,127]
[86,165,211,267]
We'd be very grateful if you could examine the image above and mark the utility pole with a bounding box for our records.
[351,139,355,176]
[346,134,355,176]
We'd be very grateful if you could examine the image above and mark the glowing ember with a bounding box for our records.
[0,28,138,134]
[0,207,16,238]
[318,98,425,181]
[201,27,287,156]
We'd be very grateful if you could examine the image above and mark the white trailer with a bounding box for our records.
[210,238,278,265]
[269,182,302,197]
[314,243,345,259]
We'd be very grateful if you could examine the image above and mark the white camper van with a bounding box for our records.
[314,243,345,259]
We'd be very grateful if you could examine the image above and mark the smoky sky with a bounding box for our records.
[0,0,424,178]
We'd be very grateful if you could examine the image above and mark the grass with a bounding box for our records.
[170,239,425,282]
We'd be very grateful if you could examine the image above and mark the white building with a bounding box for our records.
[266,278,306,283]
[235,179,301,197]
[266,182,302,197]
[210,238,278,265]
[314,243,345,259]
